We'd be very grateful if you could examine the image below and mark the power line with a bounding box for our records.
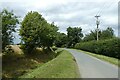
[94,1,118,41]
[96,2,107,16]
[99,2,114,15]
[96,1,117,16]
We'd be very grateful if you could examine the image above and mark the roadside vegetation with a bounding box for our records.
[1,8,119,79]
[20,49,80,78]
[75,38,120,59]
[2,45,55,78]
[1,9,59,78]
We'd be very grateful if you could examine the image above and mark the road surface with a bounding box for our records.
[65,49,118,78]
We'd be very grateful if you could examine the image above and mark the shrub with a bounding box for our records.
[74,38,120,59]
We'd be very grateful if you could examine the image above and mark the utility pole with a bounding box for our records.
[95,15,100,41]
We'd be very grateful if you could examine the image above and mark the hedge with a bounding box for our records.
[74,38,120,59]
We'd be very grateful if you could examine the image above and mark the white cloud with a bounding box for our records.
[0,0,119,43]
[102,16,117,25]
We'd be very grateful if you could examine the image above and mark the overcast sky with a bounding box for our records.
[0,0,119,44]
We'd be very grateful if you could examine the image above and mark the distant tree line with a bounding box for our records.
[55,27,83,48]
[55,27,115,48]
[83,27,114,42]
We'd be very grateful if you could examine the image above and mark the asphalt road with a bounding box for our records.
[65,49,118,78]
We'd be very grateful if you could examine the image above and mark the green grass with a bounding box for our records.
[20,50,80,78]
[74,49,119,67]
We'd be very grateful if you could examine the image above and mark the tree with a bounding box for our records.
[83,27,114,42]
[55,32,67,47]
[20,11,41,53]
[67,27,83,47]
[83,29,101,42]
[20,11,58,53]
[0,9,19,51]
[100,27,114,39]
[39,22,58,49]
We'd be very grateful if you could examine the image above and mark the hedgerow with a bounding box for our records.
[74,38,120,59]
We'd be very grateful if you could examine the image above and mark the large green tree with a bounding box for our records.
[1,9,19,50]
[67,27,83,47]
[20,11,58,53]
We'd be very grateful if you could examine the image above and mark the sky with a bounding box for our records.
[0,0,119,44]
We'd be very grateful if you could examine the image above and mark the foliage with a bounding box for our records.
[20,11,58,53]
[83,29,101,42]
[83,27,114,42]
[1,9,19,50]
[40,22,58,48]
[55,32,68,47]
[66,27,83,47]
[100,27,114,39]
[75,38,120,59]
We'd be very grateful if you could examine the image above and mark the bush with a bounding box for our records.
[74,38,120,59]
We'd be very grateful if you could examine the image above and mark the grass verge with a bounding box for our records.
[20,49,80,78]
[74,49,119,67]
[2,46,54,78]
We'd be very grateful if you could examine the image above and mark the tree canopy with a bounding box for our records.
[1,9,116,52]
[55,32,67,47]
[20,11,58,53]
[66,27,83,47]
[100,27,114,39]
[83,27,114,42]
[1,9,19,50]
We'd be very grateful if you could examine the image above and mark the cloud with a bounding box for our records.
[0,0,119,43]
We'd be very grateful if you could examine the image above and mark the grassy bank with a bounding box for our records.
[2,45,54,78]
[20,49,80,78]
[75,49,119,67]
